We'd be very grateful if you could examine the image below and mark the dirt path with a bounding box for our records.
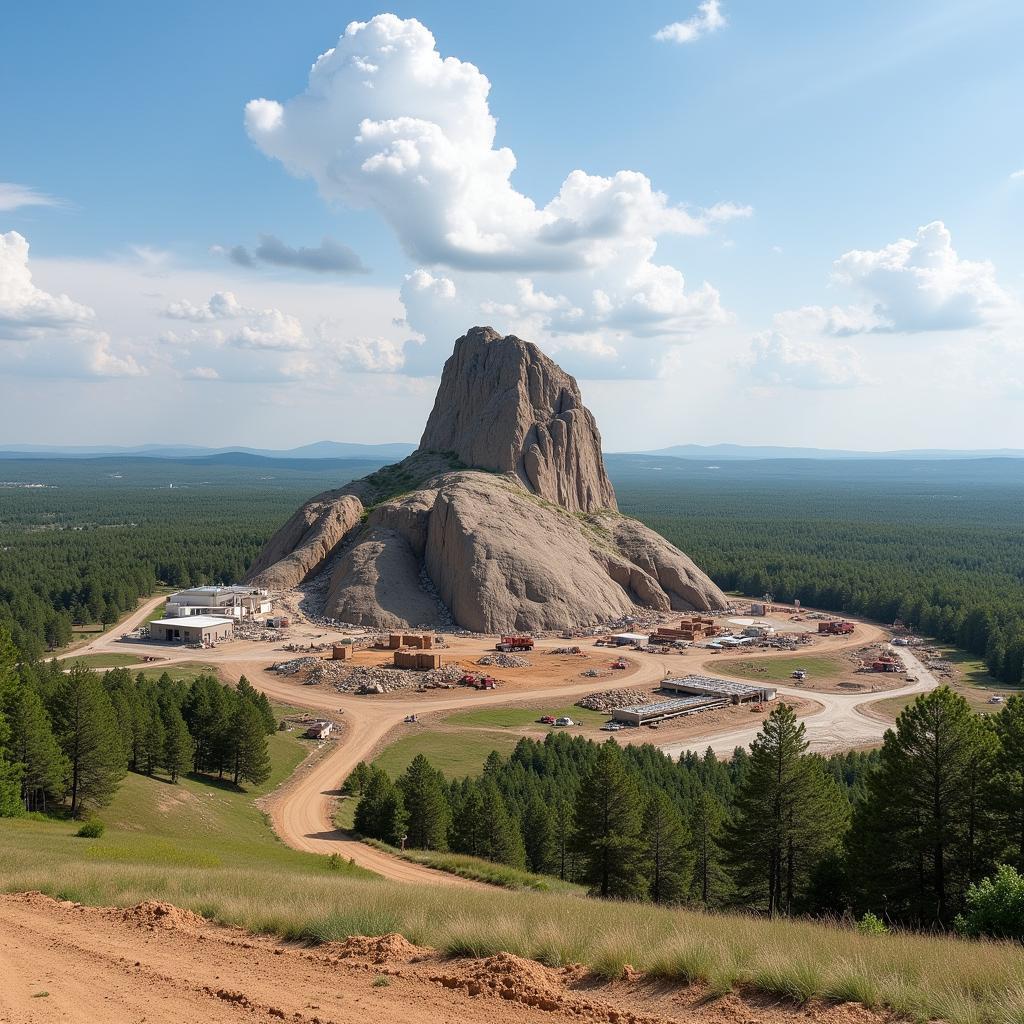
[660,641,940,758]
[0,892,884,1024]
[52,594,167,661]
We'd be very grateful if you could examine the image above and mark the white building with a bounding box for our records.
[165,585,271,619]
[149,615,234,645]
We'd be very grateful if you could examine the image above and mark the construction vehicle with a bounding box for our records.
[612,658,627,670]
[538,715,556,725]
[791,669,807,681]
[460,673,496,690]
[496,634,534,652]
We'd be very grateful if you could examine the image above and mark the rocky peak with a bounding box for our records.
[417,326,618,513]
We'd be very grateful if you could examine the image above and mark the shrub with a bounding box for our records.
[856,911,889,936]
[75,820,105,838]
[955,865,1024,941]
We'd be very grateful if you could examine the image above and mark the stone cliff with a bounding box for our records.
[247,327,727,630]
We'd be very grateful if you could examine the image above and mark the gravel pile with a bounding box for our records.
[308,660,465,694]
[575,688,651,712]
[476,653,532,668]
[270,656,321,676]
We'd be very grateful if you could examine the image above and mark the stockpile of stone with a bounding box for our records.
[234,620,287,642]
[580,668,606,678]
[270,656,321,676]
[576,688,651,712]
[476,653,532,668]
[307,660,465,694]
[549,646,582,655]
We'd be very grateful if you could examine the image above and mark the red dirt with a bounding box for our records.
[1,892,899,1024]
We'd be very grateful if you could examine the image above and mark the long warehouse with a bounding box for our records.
[660,674,777,704]
[612,695,729,726]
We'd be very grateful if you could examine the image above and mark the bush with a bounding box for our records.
[856,911,889,935]
[75,820,105,838]
[955,865,1024,941]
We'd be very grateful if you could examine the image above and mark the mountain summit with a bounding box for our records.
[247,327,726,631]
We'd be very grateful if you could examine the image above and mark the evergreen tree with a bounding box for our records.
[523,792,555,874]
[993,695,1024,870]
[162,706,193,783]
[478,778,526,867]
[50,665,126,816]
[398,754,450,850]
[451,783,487,857]
[573,740,645,899]
[689,788,729,906]
[726,703,848,916]
[848,687,990,927]
[141,699,166,776]
[642,788,693,904]
[5,684,68,811]
[354,766,407,846]
[230,699,271,787]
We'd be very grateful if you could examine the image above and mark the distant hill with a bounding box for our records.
[631,443,1024,461]
[0,441,418,461]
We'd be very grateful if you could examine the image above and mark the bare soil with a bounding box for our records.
[0,892,894,1024]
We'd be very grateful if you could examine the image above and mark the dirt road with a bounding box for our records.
[660,643,940,758]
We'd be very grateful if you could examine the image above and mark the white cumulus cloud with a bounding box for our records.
[162,290,307,351]
[655,1,727,45]
[746,332,869,390]
[830,221,1013,334]
[0,231,142,378]
[245,14,748,378]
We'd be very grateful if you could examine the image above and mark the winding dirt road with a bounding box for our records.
[63,605,930,885]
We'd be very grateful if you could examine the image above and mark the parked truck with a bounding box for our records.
[496,635,534,652]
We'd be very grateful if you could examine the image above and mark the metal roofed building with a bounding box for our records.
[149,615,234,645]
[660,674,777,704]
[612,695,730,726]
[165,586,271,619]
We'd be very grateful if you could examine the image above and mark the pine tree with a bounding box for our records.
[398,754,450,850]
[642,788,693,904]
[478,778,526,867]
[848,687,989,927]
[141,700,166,776]
[451,784,487,857]
[573,740,645,899]
[5,684,68,811]
[523,792,555,874]
[993,696,1024,871]
[50,665,126,816]
[230,699,271,787]
[162,706,193,783]
[689,788,729,906]
[726,703,848,916]
[354,766,406,845]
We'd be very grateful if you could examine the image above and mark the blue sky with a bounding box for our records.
[1,1,1022,449]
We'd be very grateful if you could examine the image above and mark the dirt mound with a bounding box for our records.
[118,900,206,931]
[432,952,569,1013]
[328,932,429,963]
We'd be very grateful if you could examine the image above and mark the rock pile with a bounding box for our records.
[476,653,532,668]
[270,656,320,676]
[308,660,465,694]
[576,688,652,712]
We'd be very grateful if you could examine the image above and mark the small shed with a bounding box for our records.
[149,615,234,645]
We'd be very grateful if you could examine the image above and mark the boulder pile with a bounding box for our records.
[575,688,652,712]
[476,653,532,668]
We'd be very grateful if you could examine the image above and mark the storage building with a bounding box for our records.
[612,695,729,726]
[165,586,271,619]
[149,615,234,645]
[660,674,776,704]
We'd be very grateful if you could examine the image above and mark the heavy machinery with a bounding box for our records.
[496,635,534,652]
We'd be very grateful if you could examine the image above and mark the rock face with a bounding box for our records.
[419,327,617,514]
[247,327,727,629]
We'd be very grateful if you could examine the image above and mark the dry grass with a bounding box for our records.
[3,826,1024,1024]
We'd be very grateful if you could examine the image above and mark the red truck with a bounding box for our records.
[496,635,534,652]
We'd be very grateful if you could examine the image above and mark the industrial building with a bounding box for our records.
[612,695,730,726]
[165,586,271,619]
[609,632,649,646]
[148,615,234,645]
[660,674,777,704]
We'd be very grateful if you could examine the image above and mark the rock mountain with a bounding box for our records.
[247,327,726,631]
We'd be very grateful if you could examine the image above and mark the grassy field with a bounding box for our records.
[133,661,220,683]
[61,652,146,669]
[445,705,608,729]
[716,654,853,684]
[2,831,1022,1024]
[374,729,523,779]
[363,840,583,893]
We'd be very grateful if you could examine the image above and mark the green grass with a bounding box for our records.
[445,705,609,729]
[62,652,146,669]
[133,661,220,683]
[717,654,855,684]
[363,840,583,893]
[374,729,522,779]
